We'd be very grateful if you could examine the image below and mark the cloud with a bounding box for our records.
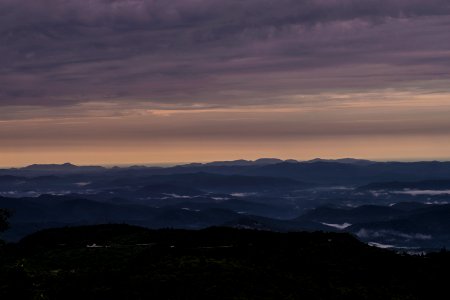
[1,0,450,114]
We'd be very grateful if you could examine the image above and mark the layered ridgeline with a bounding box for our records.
[1,225,450,300]
[4,159,450,184]
[1,159,450,250]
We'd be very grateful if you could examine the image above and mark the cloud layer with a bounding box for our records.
[2,0,450,109]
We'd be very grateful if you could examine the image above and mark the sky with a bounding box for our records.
[2,0,450,166]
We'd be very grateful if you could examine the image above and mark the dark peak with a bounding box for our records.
[24,163,77,170]
[307,158,326,163]
[206,159,252,166]
[305,158,375,166]
[127,165,150,169]
[284,159,299,164]
[21,163,104,172]
[253,158,284,165]
[334,158,376,165]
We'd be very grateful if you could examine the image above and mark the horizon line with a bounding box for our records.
[2,157,450,169]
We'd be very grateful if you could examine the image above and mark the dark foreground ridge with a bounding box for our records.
[1,224,449,299]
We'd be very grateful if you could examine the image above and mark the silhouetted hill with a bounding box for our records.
[1,225,450,299]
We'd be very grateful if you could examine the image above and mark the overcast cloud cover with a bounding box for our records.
[2,0,450,109]
[1,0,450,164]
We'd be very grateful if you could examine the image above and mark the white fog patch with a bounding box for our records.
[356,229,375,239]
[313,186,352,191]
[0,191,18,196]
[0,191,40,197]
[49,191,71,196]
[321,222,352,230]
[162,194,191,199]
[86,243,110,248]
[402,233,432,240]
[368,242,395,249]
[181,208,200,212]
[425,201,449,205]
[75,182,91,187]
[394,190,450,196]
[356,229,432,240]
[231,193,257,197]
[212,197,230,201]
[370,191,386,197]
[368,242,421,251]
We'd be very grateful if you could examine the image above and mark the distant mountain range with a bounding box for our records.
[3,159,450,186]
[4,157,378,171]
[2,158,450,250]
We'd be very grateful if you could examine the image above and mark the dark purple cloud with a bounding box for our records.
[1,0,450,111]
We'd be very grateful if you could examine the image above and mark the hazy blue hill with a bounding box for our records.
[366,161,450,181]
[241,161,367,184]
[0,196,48,221]
[0,193,300,241]
[235,161,450,185]
[291,203,450,249]
[350,205,450,235]
[98,172,308,193]
[0,195,158,240]
[297,205,405,224]
[165,199,292,219]
[0,175,26,183]
[390,202,428,211]
[136,183,204,196]
[359,179,450,191]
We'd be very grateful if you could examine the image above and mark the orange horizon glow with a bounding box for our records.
[2,91,450,168]
[2,133,450,168]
